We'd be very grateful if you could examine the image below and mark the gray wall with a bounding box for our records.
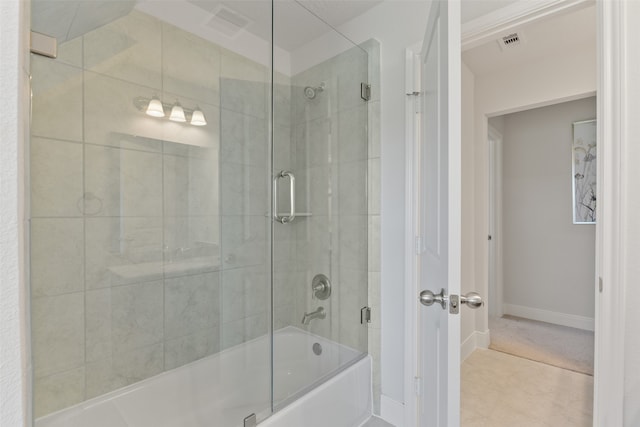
[501,97,596,319]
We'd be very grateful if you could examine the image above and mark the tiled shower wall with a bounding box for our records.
[284,39,382,412]
[30,10,280,417]
[30,6,380,419]
[288,47,368,349]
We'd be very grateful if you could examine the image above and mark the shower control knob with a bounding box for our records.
[311,274,331,300]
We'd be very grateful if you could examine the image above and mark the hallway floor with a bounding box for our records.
[489,315,594,375]
[461,349,593,426]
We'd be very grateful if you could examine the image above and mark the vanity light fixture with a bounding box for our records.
[145,96,165,117]
[133,96,207,126]
[169,101,186,122]
[190,107,207,126]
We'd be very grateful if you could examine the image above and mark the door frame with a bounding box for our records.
[487,125,503,319]
[593,0,626,424]
[404,0,625,426]
[403,42,421,427]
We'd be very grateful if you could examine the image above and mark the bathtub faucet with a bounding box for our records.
[302,306,326,325]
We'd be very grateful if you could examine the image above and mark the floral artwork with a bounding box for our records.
[572,119,597,224]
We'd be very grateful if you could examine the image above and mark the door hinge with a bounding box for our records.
[361,83,371,101]
[406,91,421,113]
[361,306,371,324]
[488,234,492,241]
[414,377,422,396]
[599,277,603,293]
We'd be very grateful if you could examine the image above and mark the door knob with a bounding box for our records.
[419,289,483,313]
[419,288,447,309]
[460,292,483,309]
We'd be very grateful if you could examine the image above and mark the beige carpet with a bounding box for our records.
[489,315,594,375]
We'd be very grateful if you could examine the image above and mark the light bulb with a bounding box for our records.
[169,102,186,122]
[145,96,165,117]
[190,107,207,126]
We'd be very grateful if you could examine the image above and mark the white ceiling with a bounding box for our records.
[33,0,595,77]
[32,0,135,43]
[185,0,383,52]
[31,0,525,53]
[462,4,596,76]
[166,0,506,53]
[31,0,382,54]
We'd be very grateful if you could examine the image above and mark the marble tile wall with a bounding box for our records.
[30,10,277,418]
[30,5,377,420]
[286,39,381,414]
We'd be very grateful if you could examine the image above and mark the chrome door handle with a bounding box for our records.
[460,292,483,309]
[419,289,483,313]
[273,171,296,224]
[419,288,447,309]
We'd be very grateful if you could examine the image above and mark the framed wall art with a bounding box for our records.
[572,119,597,224]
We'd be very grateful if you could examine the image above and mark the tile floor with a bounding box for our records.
[462,349,593,426]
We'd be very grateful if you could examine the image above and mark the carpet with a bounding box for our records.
[488,315,594,375]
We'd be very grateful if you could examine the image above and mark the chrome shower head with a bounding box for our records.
[303,82,325,99]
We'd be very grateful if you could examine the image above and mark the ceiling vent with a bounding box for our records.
[497,32,524,51]
[204,6,251,38]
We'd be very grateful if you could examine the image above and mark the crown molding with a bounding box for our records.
[461,0,594,51]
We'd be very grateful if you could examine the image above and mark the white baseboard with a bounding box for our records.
[380,395,404,427]
[476,329,490,349]
[461,329,491,361]
[504,303,594,331]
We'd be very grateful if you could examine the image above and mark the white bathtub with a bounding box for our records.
[36,327,371,427]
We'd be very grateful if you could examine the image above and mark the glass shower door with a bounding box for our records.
[271,0,369,409]
[29,1,273,425]
[30,0,369,423]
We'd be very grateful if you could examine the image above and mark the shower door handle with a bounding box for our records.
[273,171,296,224]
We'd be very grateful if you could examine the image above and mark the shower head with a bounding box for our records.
[303,82,325,99]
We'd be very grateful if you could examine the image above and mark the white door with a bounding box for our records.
[414,1,470,426]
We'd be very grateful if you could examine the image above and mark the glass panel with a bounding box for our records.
[29,1,272,425]
[272,0,369,409]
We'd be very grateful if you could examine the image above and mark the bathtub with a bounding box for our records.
[36,326,371,427]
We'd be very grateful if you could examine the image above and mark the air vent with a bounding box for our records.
[497,32,524,51]
[205,6,251,38]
